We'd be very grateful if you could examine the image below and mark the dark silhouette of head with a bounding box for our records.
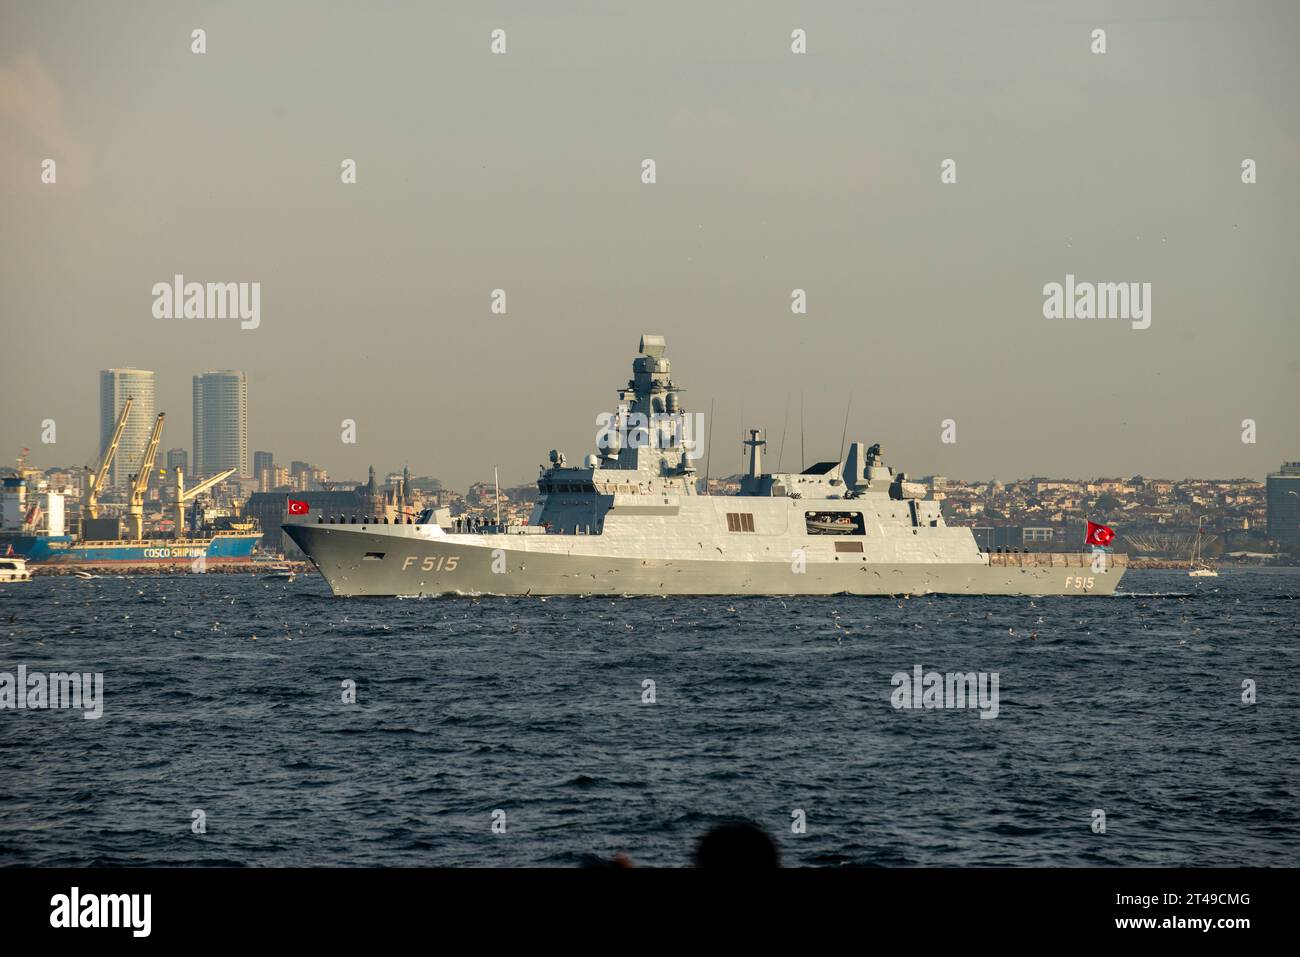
[694,821,780,868]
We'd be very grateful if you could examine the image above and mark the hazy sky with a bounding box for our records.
[2,0,1297,489]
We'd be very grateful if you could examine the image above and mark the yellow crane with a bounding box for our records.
[171,466,236,539]
[124,412,165,541]
[84,395,133,527]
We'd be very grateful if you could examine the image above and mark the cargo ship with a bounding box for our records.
[6,524,260,567]
[1,397,260,569]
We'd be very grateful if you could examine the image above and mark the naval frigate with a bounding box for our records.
[284,336,1126,597]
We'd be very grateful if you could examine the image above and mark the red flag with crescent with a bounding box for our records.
[287,499,310,515]
[1085,520,1115,547]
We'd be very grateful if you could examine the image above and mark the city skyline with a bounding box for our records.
[10,377,1296,492]
[7,360,1297,489]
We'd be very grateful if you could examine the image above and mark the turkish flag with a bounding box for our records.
[287,499,310,515]
[1085,520,1115,547]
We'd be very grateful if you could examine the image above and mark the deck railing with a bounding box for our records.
[985,551,1128,567]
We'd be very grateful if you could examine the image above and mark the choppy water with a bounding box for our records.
[0,568,1296,867]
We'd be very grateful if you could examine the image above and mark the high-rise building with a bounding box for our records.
[1266,462,1300,549]
[166,448,188,476]
[258,465,290,493]
[193,371,249,479]
[99,369,156,489]
[253,450,274,479]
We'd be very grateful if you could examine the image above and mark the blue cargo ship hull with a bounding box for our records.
[4,533,260,566]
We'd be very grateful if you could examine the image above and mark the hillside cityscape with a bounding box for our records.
[6,456,1299,565]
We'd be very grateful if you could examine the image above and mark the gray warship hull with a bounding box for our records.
[287,334,1126,598]
[283,523,1126,597]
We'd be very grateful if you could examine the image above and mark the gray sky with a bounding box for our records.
[2,0,1297,489]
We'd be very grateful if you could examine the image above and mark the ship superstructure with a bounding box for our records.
[285,336,1125,596]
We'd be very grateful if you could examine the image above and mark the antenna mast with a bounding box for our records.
[800,391,806,471]
[776,393,789,473]
[838,392,853,461]
[703,398,715,494]
[738,401,744,477]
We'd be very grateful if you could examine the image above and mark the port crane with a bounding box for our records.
[83,395,133,528]
[171,466,237,538]
[124,412,166,541]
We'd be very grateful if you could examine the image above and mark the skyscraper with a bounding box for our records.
[192,371,249,479]
[1266,462,1300,549]
[99,369,156,489]
[253,451,274,479]
[166,448,189,476]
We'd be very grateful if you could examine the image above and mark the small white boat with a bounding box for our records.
[262,563,297,581]
[1188,517,1218,577]
[75,570,100,580]
[805,512,863,535]
[0,557,32,582]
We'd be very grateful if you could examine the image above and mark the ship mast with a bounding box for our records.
[743,429,766,494]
